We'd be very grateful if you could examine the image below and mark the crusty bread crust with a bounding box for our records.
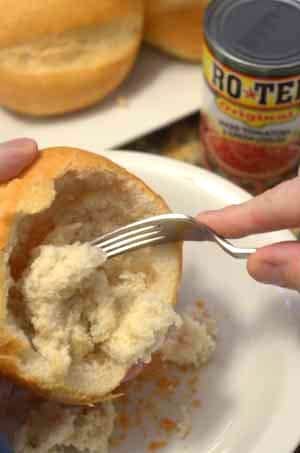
[144,0,209,62]
[0,148,182,405]
[0,0,143,116]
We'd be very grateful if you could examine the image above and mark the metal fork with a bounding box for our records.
[90,214,256,259]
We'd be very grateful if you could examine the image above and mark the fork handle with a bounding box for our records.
[212,233,257,259]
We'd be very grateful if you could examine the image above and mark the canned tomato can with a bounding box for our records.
[201,0,300,193]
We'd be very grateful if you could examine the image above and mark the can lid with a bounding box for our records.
[204,0,300,77]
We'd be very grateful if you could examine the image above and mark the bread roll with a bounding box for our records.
[0,148,182,405]
[0,0,143,116]
[144,0,210,62]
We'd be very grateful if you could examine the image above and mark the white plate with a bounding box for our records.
[101,151,300,453]
[0,47,203,150]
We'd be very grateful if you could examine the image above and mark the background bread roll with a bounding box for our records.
[144,0,210,62]
[0,0,143,116]
[0,148,182,405]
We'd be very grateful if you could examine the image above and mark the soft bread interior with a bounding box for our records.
[4,168,180,401]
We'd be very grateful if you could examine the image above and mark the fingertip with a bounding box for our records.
[197,206,247,238]
[197,209,228,234]
[196,210,217,225]
[15,138,39,160]
[246,252,259,281]
[0,138,39,182]
[247,242,300,290]
[246,250,282,286]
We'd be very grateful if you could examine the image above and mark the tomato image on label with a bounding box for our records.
[201,115,300,179]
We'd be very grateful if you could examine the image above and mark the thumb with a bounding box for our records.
[0,139,38,182]
[247,242,300,291]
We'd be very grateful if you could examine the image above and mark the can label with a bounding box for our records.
[201,43,300,183]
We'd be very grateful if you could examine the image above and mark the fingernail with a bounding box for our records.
[0,138,38,182]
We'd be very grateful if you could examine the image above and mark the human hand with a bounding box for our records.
[197,177,300,291]
[0,138,38,448]
[0,138,38,183]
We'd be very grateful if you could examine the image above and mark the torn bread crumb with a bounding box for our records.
[161,311,217,368]
[21,243,116,382]
[177,404,192,439]
[103,287,182,366]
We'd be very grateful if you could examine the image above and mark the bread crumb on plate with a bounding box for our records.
[148,440,168,451]
[14,401,115,453]
[112,300,217,450]
[4,299,217,453]
[161,306,217,367]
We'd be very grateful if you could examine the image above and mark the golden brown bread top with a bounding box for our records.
[0,147,167,250]
[144,0,210,62]
[0,1,144,116]
[0,0,142,48]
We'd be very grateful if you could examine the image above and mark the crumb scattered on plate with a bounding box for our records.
[2,300,217,453]
[112,300,217,451]
[161,302,217,367]
[14,401,115,453]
